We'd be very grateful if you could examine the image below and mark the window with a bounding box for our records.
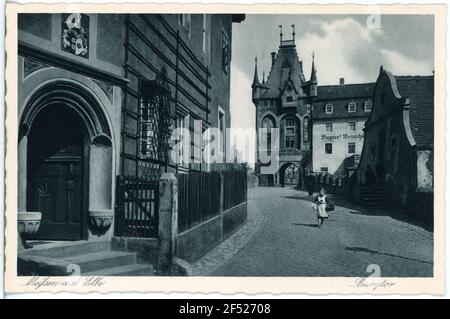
[325,103,333,114]
[348,102,356,112]
[179,14,191,37]
[283,116,297,148]
[325,122,333,132]
[139,91,159,159]
[303,117,310,143]
[221,30,229,74]
[262,116,275,151]
[364,100,372,112]
[320,167,329,173]
[348,142,356,154]
[325,143,333,154]
[348,121,356,131]
[286,96,293,103]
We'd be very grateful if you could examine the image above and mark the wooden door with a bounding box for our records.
[27,105,86,240]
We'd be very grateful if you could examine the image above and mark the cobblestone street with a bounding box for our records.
[193,187,433,277]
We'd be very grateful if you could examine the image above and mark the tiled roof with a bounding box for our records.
[395,75,434,148]
[317,83,375,100]
[313,83,375,119]
[260,45,306,99]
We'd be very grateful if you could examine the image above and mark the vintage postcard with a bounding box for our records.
[3,3,446,295]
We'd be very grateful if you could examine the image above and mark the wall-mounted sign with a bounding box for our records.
[61,13,89,58]
[320,133,364,142]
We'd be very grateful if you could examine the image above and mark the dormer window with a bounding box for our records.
[325,103,333,114]
[364,100,372,112]
[286,96,293,103]
[348,102,356,113]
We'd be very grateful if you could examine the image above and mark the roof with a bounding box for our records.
[394,75,434,148]
[317,82,375,100]
[260,44,306,99]
[313,82,375,119]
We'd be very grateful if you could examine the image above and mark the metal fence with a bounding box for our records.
[223,170,247,211]
[115,175,159,238]
[178,171,221,232]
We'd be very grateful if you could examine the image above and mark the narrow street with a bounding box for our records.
[196,187,433,277]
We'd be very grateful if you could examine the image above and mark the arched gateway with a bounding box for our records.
[279,162,300,187]
[18,81,114,240]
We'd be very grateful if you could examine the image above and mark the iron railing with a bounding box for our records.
[177,171,221,233]
[223,170,247,211]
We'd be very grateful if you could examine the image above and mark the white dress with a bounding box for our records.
[315,195,329,218]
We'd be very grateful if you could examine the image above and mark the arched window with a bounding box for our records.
[303,117,310,143]
[282,115,299,149]
[262,116,275,150]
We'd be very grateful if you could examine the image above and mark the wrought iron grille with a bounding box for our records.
[137,67,172,182]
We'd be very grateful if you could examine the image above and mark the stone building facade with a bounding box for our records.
[355,68,434,220]
[312,81,375,175]
[253,28,376,186]
[252,29,317,187]
[17,13,244,243]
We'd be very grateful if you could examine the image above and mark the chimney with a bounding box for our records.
[271,52,276,66]
[339,78,345,85]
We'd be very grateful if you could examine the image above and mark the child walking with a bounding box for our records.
[314,188,329,228]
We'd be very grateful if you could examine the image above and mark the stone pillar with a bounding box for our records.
[156,173,178,274]
[18,134,28,212]
[18,134,28,250]
[88,135,114,240]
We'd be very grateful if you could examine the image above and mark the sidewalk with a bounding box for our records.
[190,187,270,276]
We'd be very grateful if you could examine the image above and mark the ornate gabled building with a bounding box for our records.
[253,26,317,187]
[355,68,434,221]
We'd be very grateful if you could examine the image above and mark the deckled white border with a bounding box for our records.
[3,2,446,295]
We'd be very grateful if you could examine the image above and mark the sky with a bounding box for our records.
[229,14,434,164]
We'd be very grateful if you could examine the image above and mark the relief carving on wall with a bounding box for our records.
[389,131,399,156]
[23,58,49,78]
[61,13,89,58]
[37,182,53,198]
[92,79,114,103]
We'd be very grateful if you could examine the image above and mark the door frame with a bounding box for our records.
[19,78,114,241]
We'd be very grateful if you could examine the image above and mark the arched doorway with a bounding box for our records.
[279,163,299,187]
[27,105,88,240]
[19,80,114,241]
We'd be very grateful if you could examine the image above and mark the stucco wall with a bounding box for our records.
[417,150,433,189]
[312,118,365,174]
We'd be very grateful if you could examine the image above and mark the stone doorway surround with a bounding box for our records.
[18,68,117,244]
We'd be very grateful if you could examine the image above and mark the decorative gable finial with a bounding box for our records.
[380,65,384,73]
[279,25,283,44]
[252,56,260,87]
[291,24,295,43]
